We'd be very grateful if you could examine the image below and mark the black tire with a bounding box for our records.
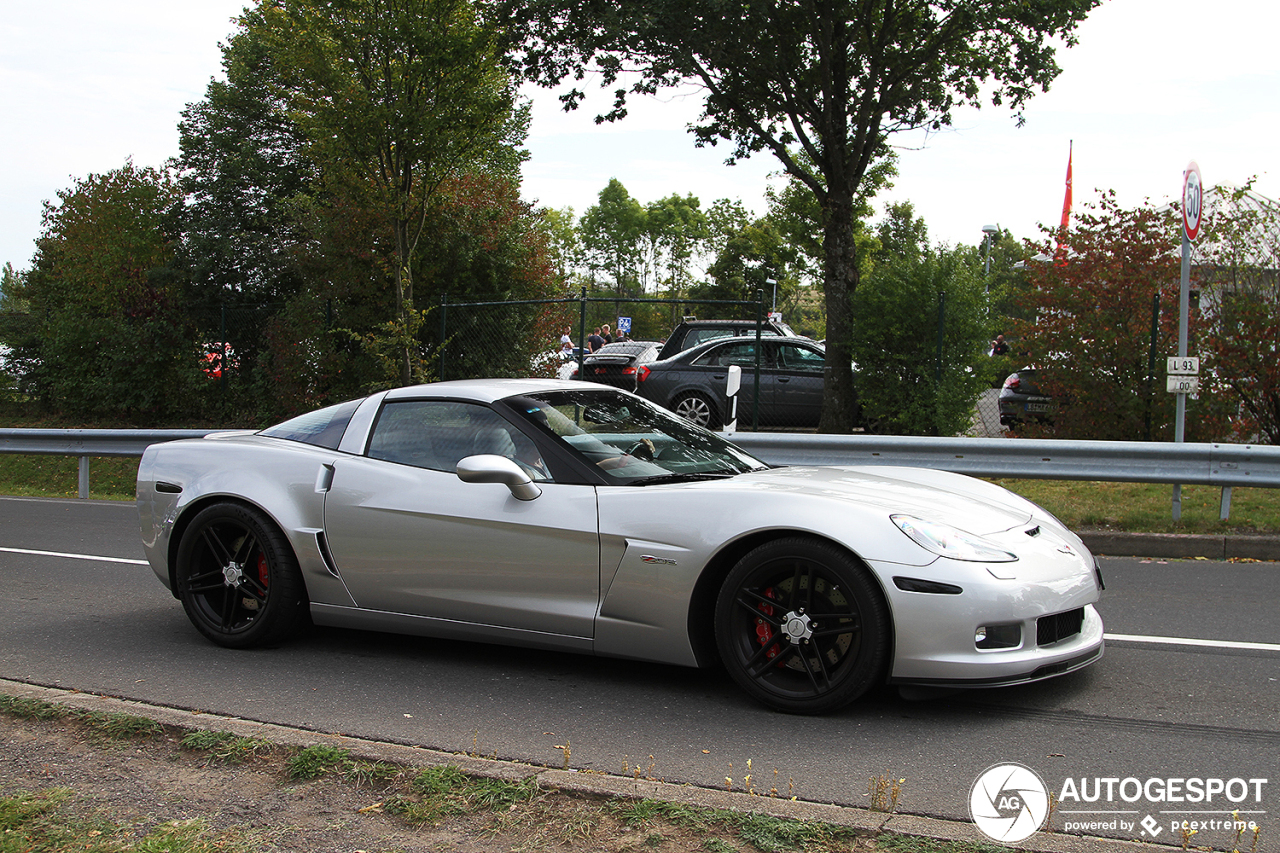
[175,502,308,649]
[714,537,890,714]
[673,392,720,430]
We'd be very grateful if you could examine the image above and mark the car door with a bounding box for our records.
[771,340,826,427]
[321,399,601,639]
[692,339,771,423]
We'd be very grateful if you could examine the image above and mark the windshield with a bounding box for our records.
[505,389,767,484]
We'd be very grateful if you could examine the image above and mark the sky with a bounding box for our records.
[2,0,1278,273]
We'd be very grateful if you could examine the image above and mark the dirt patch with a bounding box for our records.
[0,713,878,852]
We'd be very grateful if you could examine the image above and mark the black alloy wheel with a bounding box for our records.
[715,537,889,714]
[175,502,308,648]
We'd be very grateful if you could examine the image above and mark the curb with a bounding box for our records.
[1079,531,1280,561]
[0,678,1177,853]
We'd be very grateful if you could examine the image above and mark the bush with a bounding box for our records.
[850,247,991,436]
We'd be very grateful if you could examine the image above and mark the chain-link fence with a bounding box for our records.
[1,296,1015,435]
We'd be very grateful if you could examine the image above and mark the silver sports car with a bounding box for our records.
[137,379,1104,714]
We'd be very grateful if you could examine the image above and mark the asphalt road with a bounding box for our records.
[2,495,1277,847]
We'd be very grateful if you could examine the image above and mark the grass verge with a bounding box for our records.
[0,692,1006,853]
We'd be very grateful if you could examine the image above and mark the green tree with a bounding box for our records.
[695,218,797,312]
[12,162,198,419]
[502,0,1098,432]
[850,246,991,435]
[0,263,24,311]
[579,178,648,294]
[539,205,581,287]
[175,17,313,306]
[257,0,528,384]
[0,263,28,402]
[644,193,710,298]
[874,201,930,265]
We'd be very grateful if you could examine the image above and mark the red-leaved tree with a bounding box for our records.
[1197,185,1280,444]
[1010,193,1230,442]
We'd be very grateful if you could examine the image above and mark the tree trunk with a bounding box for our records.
[818,193,860,434]
[395,218,412,386]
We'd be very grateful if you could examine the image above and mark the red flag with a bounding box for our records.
[1055,141,1073,264]
[1060,141,1073,232]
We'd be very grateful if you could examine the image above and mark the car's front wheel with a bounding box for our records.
[673,392,720,430]
[714,537,889,714]
[174,502,308,649]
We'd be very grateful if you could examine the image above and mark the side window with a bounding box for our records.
[694,342,759,368]
[779,344,825,373]
[259,398,361,449]
[367,401,550,481]
[686,328,734,349]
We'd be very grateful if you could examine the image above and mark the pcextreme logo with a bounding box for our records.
[969,763,1050,844]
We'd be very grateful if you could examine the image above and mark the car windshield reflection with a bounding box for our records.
[506,389,767,484]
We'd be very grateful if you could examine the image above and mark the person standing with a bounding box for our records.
[587,327,605,352]
[601,323,614,345]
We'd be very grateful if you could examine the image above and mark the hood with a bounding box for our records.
[718,465,1038,536]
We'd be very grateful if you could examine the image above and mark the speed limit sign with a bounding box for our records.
[1183,161,1203,241]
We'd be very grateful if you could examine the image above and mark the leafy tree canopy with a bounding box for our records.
[252,0,530,383]
[11,161,200,419]
[499,0,1100,432]
[1197,184,1280,444]
[1011,193,1227,442]
[175,16,314,306]
[851,245,991,436]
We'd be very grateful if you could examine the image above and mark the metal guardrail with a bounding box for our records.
[723,433,1280,520]
[2,429,1278,517]
[0,429,215,500]
[723,433,1280,487]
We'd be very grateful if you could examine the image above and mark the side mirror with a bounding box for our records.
[456,455,542,501]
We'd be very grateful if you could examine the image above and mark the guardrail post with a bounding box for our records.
[78,456,90,500]
[1220,486,1233,521]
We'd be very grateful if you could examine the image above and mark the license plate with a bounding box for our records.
[1025,402,1052,413]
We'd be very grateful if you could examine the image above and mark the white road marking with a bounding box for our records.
[0,546,148,566]
[3,545,1279,652]
[1105,632,1280,652]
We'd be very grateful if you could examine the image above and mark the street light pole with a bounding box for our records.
[981,224,999,278]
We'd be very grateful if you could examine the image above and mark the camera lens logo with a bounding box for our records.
[969,763,1050,843]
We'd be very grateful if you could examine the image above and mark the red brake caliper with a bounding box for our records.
[755,588,781,663]
[256,553,269,588]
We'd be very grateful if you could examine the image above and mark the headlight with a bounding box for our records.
[891,515,1018,563]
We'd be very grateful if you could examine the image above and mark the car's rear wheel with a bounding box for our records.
[715,537,889,714]
[175,502,308,649]
[673,392,720,430]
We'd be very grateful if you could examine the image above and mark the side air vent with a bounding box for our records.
[893,577,963,595]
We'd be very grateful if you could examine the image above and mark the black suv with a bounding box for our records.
[656,318,796,360]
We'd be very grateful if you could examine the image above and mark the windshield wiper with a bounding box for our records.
[625,471,739,486]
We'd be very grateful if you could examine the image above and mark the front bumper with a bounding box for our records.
[869,537,1105,686]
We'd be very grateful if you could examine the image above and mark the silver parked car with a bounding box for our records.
[138,379,1104,714]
